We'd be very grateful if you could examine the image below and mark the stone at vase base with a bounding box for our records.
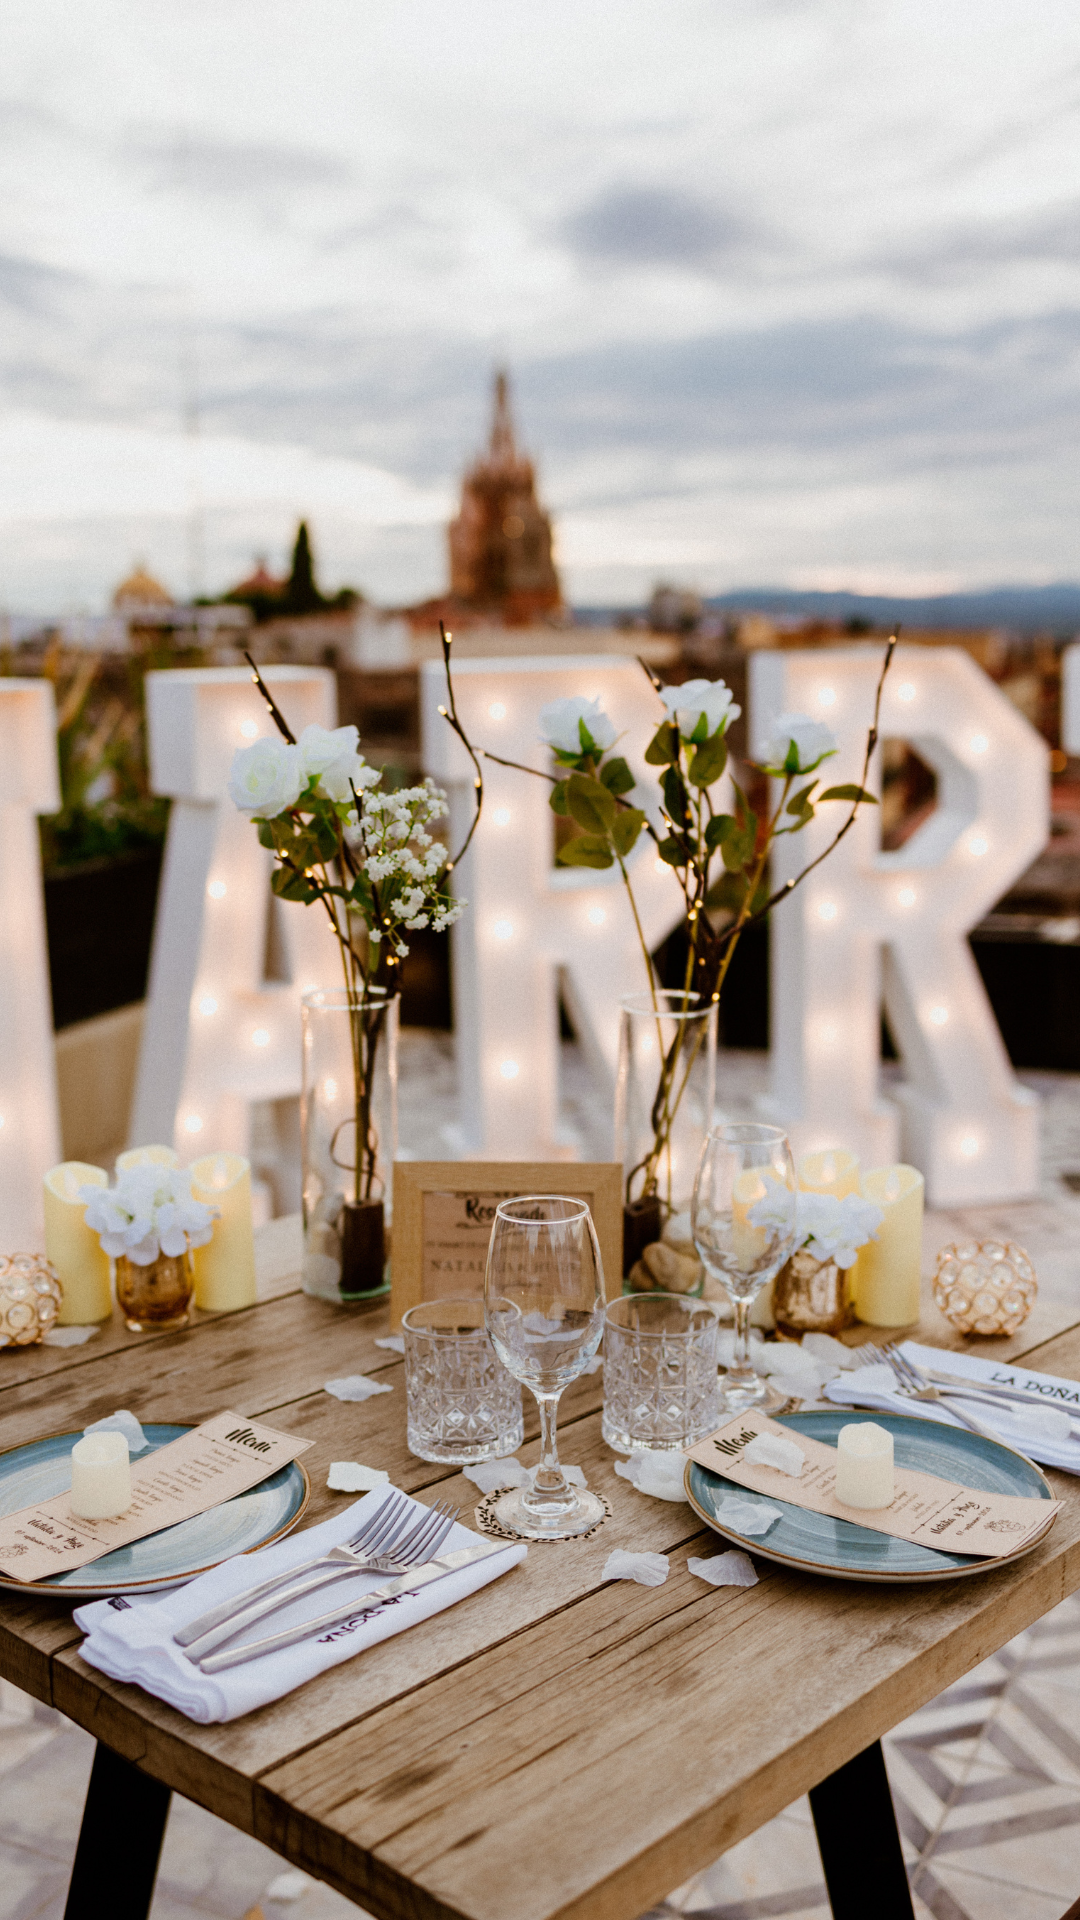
[772,1250,852,1338]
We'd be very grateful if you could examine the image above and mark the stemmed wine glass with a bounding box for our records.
[484,1196,607,1539]
[691,1123,798,1414]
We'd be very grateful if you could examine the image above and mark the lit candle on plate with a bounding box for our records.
[798,1148,861,1199]
[70,1431,132,1519]
[189,1152,256,1313]
[854,1165,924,1325]
[116,1145,179,1171]
[43,1163,112,1325]
[834,1421,894,1509]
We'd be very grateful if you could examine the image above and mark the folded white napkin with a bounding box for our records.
[73,1485,525,1724]
[825,1340,1080,1474]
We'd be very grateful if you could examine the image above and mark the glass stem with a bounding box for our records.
[523,1393,570,1510]
[730,1295,755,1384]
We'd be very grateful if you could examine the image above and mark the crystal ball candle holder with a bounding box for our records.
[932,1240,1037,1337]
[0,1254,63,1346]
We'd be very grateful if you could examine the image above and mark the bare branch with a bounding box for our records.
[243,652,297,745]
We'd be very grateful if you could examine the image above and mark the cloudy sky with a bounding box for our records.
[4,0,1080,612]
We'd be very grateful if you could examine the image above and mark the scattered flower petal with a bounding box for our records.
[603,1549,669,1586]
[323,1375,393,1402]
[688,1551,758,1588]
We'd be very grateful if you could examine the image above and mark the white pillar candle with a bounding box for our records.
[834,1421,894,1510]
[116,1145,179,1170]
[798,1148,861,1199]
[70,1431,132,1519]
[189,1152,256,1313]
[854,1165,925,1326]
[43,1163,113,1326]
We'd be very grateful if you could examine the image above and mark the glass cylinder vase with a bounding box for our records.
[301,987,398,1302]
[614,989,717,1279]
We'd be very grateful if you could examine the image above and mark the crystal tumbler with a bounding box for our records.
[402,1297,524,1464]
[602,1292,720,1454]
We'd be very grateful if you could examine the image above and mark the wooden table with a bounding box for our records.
[2,1260,1079,1920]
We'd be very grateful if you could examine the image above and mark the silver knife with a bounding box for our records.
[920,1368,1080,1434]
[198,1541,506,1674]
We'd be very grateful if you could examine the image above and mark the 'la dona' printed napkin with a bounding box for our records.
[74,1485,525,1723]
[825,1341,1080,1474]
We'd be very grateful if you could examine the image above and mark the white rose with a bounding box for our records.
[659,678,740,741]
[758,713,837,775]
[537,695,616,756]
[228,736,304,819]
[796,1192,882,1269]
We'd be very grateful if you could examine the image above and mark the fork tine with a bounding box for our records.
[400,1501,457,1563]
[383,1500,448,1561]
[347,1490,407,1554]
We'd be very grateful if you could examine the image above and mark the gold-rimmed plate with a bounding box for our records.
[684,1409,1057,1583]
[0,1424,310,1598]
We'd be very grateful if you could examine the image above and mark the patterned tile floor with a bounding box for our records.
[12,1040,1080,1920]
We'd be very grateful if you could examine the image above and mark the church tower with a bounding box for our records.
[447,372,562,626]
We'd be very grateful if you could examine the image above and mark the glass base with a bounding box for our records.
[490,1484,607,1541]
[718,1373,790,1416]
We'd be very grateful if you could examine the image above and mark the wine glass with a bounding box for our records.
[691,1123,798,1413]
[484,1196,607,1539]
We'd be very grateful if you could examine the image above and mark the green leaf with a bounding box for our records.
[549,780,569,815]
[611,807,646,857]
[556,834,614,869]
[271,866,319,903]
[256,821,275,849]
[819,784,879,804]
[662,766,690,829]
[687,731,728,789]
[566,772,616,834]
[657,835,688,868]
[705,812,735,851]
[349,873,375,916]
[644,720,679,766]
[600,756,636,796]
[786,781,818,817]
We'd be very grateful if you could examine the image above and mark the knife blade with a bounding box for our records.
[920,1368,1080,1433]
[198,1541,506,1674]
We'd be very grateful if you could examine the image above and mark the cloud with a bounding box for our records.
[878,198,1080,282]
[124,131,351,199]
[559,184,760,270]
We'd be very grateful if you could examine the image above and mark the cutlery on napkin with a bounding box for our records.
[73,1484,526,1724]
[826,1341,1080,1473]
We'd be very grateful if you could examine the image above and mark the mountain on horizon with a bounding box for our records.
[576,583,1080,633]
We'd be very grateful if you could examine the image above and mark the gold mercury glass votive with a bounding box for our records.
[772,1249,852,1337]
[0,1254,63,1346]
[932,1241,1037,1337]
[115,1250,195,1332]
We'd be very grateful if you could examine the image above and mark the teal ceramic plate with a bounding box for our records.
[0,1424,310,1599]
[684,1409,1057,1583]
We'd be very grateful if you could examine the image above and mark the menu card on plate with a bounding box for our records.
[0,1412,313,1583]
[685,1411,1060,1559]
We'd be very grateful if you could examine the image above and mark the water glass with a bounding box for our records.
[692,1122,798,1413]
[402,1298,524,1464]
[602,1292,720,1454]
[485,1196,607,1539]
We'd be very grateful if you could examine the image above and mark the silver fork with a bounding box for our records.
[175,1495,455,1656]
[179,1499,460,1663]
[879,1343,1010,1445]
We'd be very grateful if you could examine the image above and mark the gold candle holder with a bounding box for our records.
[932,1241,1036,1337]
[115,1250,195,1333]
[772,1249,852,1337]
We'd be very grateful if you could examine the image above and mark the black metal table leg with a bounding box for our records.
[64,1741,172,1920]
[809,1739,914,1920]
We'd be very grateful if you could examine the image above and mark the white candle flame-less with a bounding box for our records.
[834,1421,894,1510]
[69,1431,132,1519]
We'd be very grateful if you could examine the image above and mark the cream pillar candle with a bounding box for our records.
[797,1148,861,1199]
[834,1421,894,1509]
[854,1165,925,1325]
[43,1163,112,1325]
[70,1431,132,1518]
[116,1145,179,1171]
[189,1152,256,1312]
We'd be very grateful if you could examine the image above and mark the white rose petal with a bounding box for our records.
[659,677,740,741]
[228,737,304,819]
[537,695,616,756]
[297,722,360,779]
[757,713,838,775]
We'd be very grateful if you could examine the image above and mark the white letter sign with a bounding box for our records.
[752,646,1048,1204]
[0,681,62,1245]
[421,656,686,1158]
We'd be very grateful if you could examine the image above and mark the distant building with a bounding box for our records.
[112,565,173,614]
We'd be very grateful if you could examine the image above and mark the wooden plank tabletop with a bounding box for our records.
[1,1242,1079,1920]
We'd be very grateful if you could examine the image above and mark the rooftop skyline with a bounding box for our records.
[3,1,1080,614]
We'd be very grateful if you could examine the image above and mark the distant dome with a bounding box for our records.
[113,565,172,610]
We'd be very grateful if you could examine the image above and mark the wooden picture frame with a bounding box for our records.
[390,1161,623,1327]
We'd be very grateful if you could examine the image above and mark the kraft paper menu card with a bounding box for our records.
[0,1412,313,1582]
[686,1411,1060,1559]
